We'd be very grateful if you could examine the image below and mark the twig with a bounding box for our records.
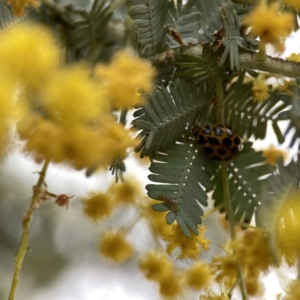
[8,160,50,300]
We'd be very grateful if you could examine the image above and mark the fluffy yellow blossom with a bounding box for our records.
[0,23,59,89]
[82,192,115,221]
[99,230,134,263]
[286,53,300,62]
[0,76,18,155]
[283,0,300,11]
[252,77,269,102]
[8,0,39,16]
[18,114,135,169]
[185,262,212,290]
[159,272,183,299]
[95,50,156,109]
[162,223,210,259]
[275,191,300,266]
[263,144,288,165]
[284,280,300,300]
[242,1,295,52]
[139,250,174,282]
[111,177,143,205]
[212,229,272,284]
[41,65,108,128]
[245,277,265,297]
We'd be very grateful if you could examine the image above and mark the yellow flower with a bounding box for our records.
[242,1,294,52]
[162,223,210,259]
[7,0,39,16]
[99,230,134,263]
[212,229,272,284]
[245,277,265,297]
[286,53,300,62]
[283,0,300,11]
[0,76,18,155]
[95,50,156,109]
[41,65,108,129]
[18,113,134,169]
[159,272,183,299]
[139,250,174,282]
[111,177,143,205]
[252,77,269,102]
[82,192,115,221]
[0,23,59,89]
[275,191,300,266]
[185,262,212,290]
[284,280,300,300]
[263,144,288,165]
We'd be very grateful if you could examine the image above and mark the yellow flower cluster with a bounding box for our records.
[162,223,211,259]
[243,1,295,52]
[139,250,212,298]
[99,230,134,263]
[139,250,183,298]
[251,77,270,102]
[283,0,300,11]
[263,144,288,165]
[286,53,300,62]
[284,280,300,300]
[7,0,39,16]
[95,50,156,109]
[275,191,300,266]
[82,177,144,221]
[212,229,272,296]
[0,23,155,169]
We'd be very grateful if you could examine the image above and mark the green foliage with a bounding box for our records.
[176,44,227,84]
[212,141,275,223]
[279,79,300,147]
[147,141,216,238]
[70,0,113,50]
[166,0,201,47]
[133,79,212,157]
[127,0,169,59]
[0,0,30,30]
[219,5,256,71]
[223,73,289,143]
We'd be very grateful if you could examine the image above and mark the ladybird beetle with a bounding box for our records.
[192,124,242,161]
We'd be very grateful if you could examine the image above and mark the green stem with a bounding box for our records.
[8,160,50,300]
[216,78,225,123]
[217,78,248,300]
[222,162,248,300]
[202,203,224,219]
[221,162,236,238]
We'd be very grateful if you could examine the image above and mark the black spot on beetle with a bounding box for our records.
[234,137,241,145]
[222,137,232,147]
[209,137,219,146]
[197,135,207,144]
[204,146,214,154]
[217,147,227,156]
